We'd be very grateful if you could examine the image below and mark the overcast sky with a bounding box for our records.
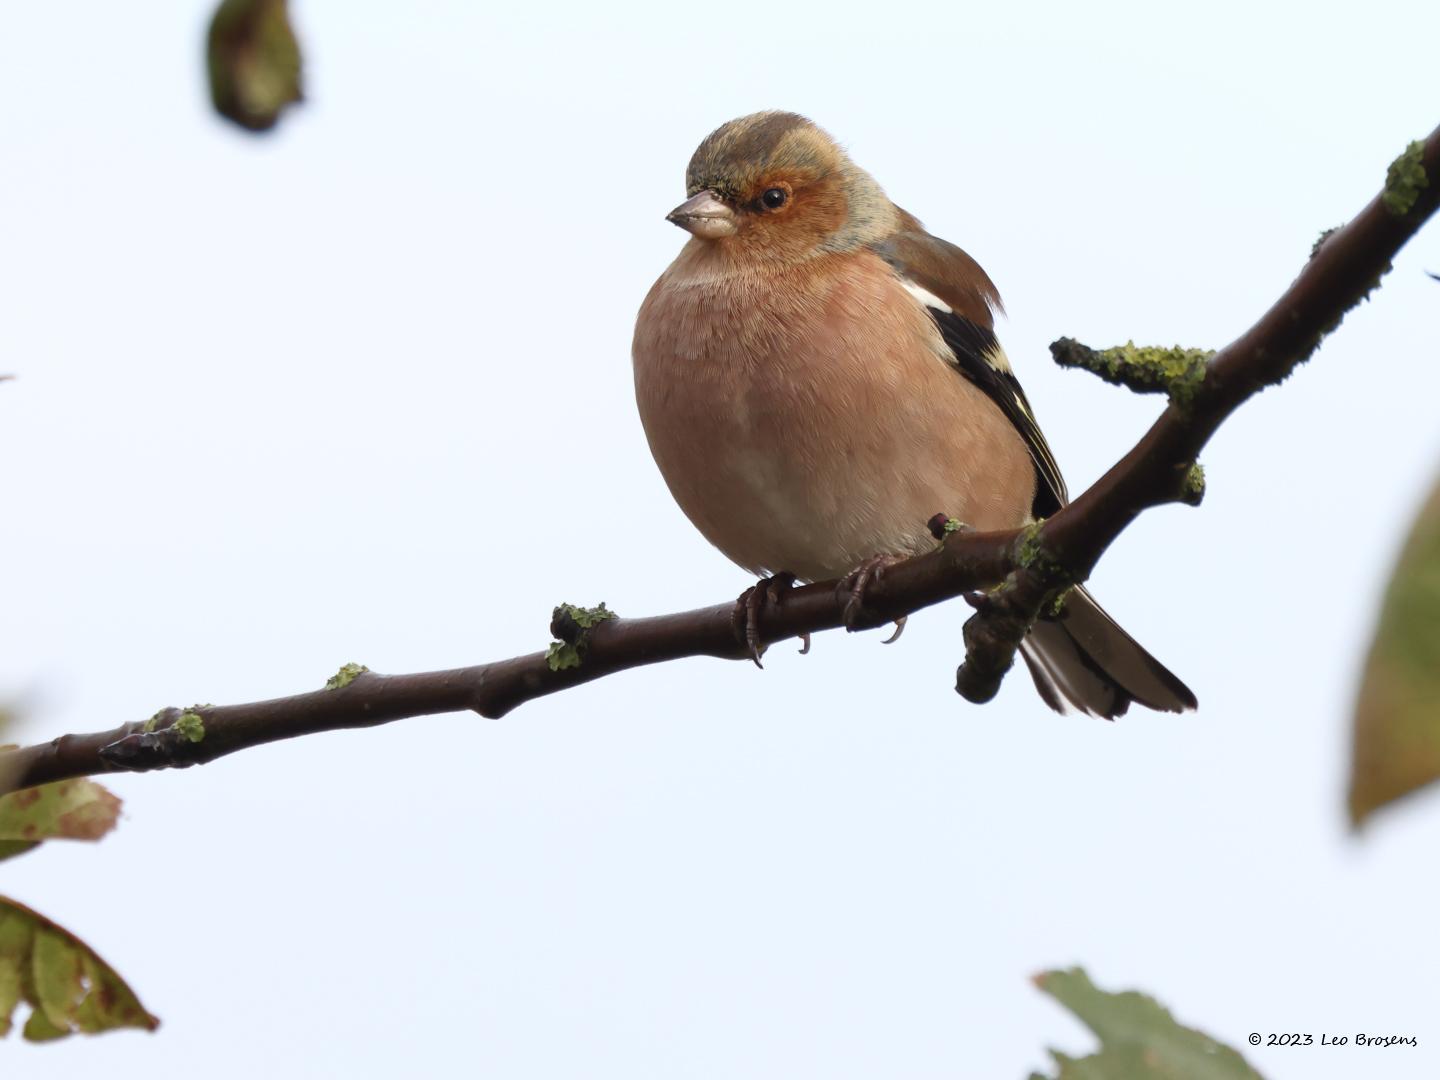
[3,1,1439,1076]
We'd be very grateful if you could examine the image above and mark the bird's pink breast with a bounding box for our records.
[632,247,1035,582]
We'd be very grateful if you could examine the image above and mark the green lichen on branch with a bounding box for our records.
[552,603,617,631]
[325,663,369,691]
[1310,226,1341,259]
[1181,463,1206,506]
[1281,255,1395,382]
[926,514,971,542]
[1050,338,1213,409]
[139,705,211,739]
[174,712,206,743]
[546,602,619,671]
[954,575,1033,704]
[1044,586,1074,619]
[1382,140,1429,216]
[545,642,583,671]
[1016,522,1045,568]
[1015,521,1064,578]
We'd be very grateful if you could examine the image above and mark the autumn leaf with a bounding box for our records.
[0,896,158,1040]
[207,0,303,133]
[1030,968,1263,1079]
[0,779,123,863]
[1350,470,1440,826]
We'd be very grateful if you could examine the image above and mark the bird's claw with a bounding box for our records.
[732,572,798,668]
[838,554,907,636]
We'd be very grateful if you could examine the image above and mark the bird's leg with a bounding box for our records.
[731,571,799,668]
[837,554,908,639]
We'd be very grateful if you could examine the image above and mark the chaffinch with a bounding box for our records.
[632,111,1195,717]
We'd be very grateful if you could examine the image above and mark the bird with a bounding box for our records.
[631,111,1195,718]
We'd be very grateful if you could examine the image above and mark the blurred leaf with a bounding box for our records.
[0,779,122,864]
[1350,472,1440,826]
[207,0,303,133]
[1030,968,1263,1079]
[0,721,19,813]
[0,896,159,1040]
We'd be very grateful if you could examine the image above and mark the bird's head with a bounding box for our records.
[667,111,897,262]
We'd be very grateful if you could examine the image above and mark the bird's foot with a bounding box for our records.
[732,572,799,668]
[837,554,908,639]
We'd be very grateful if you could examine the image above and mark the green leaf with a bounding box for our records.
[1350,471,1440,826]
[207,0,303,133]
[1032,968,1263,1079]
[0,779,122,863]
[0,896,159,1040]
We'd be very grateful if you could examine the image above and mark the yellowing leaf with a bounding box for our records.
[1031,968,1263,1079]
[0,896,158,1040]
[0,779,122,863]
[207,0,303,133]
[1350,472,1440,826]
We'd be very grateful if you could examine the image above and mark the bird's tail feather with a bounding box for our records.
[1018,586,1196,719]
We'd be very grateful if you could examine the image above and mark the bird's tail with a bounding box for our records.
[1018,586,1196,718]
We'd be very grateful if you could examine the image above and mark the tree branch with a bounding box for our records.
[1,125,1435,797]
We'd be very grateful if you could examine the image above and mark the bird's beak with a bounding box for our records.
[666,190,737,239]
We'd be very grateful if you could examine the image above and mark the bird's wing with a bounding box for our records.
[872,212,1068,518]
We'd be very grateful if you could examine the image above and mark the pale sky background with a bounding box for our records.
[3,1,1439,1077]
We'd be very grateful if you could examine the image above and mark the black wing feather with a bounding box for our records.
[923,306,1067,518]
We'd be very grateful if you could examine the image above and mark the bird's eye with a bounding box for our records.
[761,187,788,210]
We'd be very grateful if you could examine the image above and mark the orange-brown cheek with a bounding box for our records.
[742,180,849,258]
[791,187,849,246]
